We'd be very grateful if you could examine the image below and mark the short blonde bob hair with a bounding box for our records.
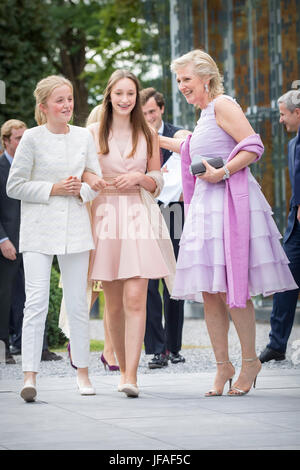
[34,75,73,125]
[1,119,27,149]
[171,49,224,99]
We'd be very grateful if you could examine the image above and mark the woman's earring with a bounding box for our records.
[204,84,209,93]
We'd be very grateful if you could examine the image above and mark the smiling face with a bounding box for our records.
[279,102,300,133]
[40,84,73,125]
[142,96,164,131]
[176,63,209,109]
[110,78,137,117]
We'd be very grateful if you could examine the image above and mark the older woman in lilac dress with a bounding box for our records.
[160,50,297,397]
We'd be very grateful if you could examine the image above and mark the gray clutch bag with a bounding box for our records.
[189,156,224,176]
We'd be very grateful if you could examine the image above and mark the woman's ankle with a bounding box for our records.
[24,372,37,386]
[103,349,117,365]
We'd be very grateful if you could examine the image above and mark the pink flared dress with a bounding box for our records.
[88,123,170,281]
[172,96,298,303]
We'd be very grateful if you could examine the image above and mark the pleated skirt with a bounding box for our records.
[172,173,298,303]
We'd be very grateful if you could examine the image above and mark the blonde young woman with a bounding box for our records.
[83,70,176,397]
[7,75,105,402]
[160,50,297,397]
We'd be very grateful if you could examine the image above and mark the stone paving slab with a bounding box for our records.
[1,369,299,451]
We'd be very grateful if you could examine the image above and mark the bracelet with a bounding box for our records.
[222,165,230,180]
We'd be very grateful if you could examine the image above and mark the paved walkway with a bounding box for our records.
[1,369,300,451]
[1,318,300,451]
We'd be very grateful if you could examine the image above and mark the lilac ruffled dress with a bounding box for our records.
[172,95,298,303]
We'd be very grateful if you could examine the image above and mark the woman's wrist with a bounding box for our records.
[135,171,145,185]
[222,165,230,180]
[50,183,59,196]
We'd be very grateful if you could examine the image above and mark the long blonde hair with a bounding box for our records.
[98,69,153,158]
[171,49,224,99]
[34,75,73,125]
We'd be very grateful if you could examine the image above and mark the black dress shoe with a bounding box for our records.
[168,352,186,364]
[41,349,63,361]
[259,347,285,363]
[10,346,21,355]
[5,351,16,364]
[148,353,168,369]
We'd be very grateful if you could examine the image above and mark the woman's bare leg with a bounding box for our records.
[225,297,261,392]
[103,306,118,366]
[203,292,235,394]
[123,278,148,385]
[102,278,148,387]
[91,291,118,366]
[102,281,125,384]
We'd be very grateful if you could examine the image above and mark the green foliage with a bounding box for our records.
[0,0,56,127]
[47,266,67,349]
[0,0,162,128]
[84,0,161,107]
[48,0,107,124]
[90,339,104,352]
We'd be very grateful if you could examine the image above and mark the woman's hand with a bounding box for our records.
[89,176,107,191]
[51,176,82,196]
[114,172,142,189]
[82,172,106,191]
[197,160,225,184]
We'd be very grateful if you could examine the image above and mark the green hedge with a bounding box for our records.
[47,266,68,348]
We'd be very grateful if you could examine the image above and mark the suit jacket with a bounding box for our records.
[161,122,182,164]
[284,131,300,243]
[0,153,20,254]
[6,125,102,255]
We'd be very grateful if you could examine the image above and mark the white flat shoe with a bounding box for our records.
[121,383,139,398]
[20,384,37,402]
[76,377,96,396]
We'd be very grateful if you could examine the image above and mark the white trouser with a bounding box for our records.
[22,251,90,372]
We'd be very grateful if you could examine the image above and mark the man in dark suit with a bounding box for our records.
[0,119,26,364]
[140,87,185,368]
[260,89,300,362]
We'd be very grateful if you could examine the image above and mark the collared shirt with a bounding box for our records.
[158,121,164,136]
[4,150,13,165]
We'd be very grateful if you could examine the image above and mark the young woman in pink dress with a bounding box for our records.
[83,70,174,397]
[160,50,297,397]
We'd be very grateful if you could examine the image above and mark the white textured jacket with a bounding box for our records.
[7,124,102,254]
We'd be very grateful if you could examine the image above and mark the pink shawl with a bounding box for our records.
[181,133,264,309]
[180,134,195,214]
